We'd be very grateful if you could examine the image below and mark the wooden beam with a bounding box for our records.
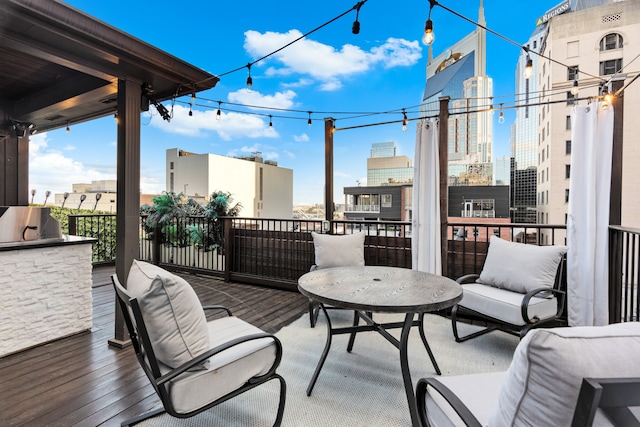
[109,78,141,348]
[439,97,450,276]
[324,118,334,223]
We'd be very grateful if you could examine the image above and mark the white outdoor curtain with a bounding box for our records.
[567,101,614,326]
[412,119,441,275]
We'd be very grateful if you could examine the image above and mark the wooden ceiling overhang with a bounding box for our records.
[0,0,218,135]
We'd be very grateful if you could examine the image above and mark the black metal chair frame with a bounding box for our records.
[451,258,567,342]
[416,376,640,427]
[111,275,286,427]
[571,377,640,427]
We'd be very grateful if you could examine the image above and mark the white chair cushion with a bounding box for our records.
[489,322,640,426]
[163,316,277,414]
[424,371,506,427]
[127,260,210,369]
[311,231,365,269]
[459,282,557,326]
[479,235,567,293]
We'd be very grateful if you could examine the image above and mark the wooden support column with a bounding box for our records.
[109,78,141,348]
[609,79,624,226]
[324,118,335,223]
[438,97,450,276]
[0,134,29,206]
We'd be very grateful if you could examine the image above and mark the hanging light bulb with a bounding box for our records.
[523,55,533,79]
[601,85,613,109]
[498,103,505,124]
[66,121,70,133]
[269,115,273,127]
[422,19,435,45]
[489,97,495,116]
[571,79,579,96]
[191,91,196,101]
[402,110,408,132]
[352,1,363,34]
[188,103,193,116]
[246,64,253,87]
[216,101,222,120]
[307,111,312,126]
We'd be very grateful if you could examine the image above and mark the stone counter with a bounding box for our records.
[0,236,94,358]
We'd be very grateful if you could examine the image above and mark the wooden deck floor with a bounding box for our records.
[0,266,309,426]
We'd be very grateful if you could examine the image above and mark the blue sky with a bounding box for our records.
[30,0,563,205]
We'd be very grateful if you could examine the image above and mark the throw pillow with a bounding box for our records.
[478,235,567,293]
[489,322,640,426]
[127,260,210,368]
[311,231,365,269]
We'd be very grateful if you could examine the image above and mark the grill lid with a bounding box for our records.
[0,206,63,244]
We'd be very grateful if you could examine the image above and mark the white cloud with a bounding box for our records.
[283,150,295,159]
[63,145,76,151]
[294,133,310,142]
[244,30,421,91]
[227,89,297,110]
[28,133,115,203]
[149,104,279,141]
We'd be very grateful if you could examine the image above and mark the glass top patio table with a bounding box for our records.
[298,265,462,427]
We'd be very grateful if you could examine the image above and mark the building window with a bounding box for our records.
[566,91,576,105]
[566,164,571,179]
[567,65,579,81]
[381,194,392,208]
[566,115,572,130]
[600,58,622,76]
[170,161,174,170]
[566,140,572,154]
[600,33,623,51]
[565,189,570,203]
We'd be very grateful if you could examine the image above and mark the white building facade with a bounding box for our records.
[535,0,640,236]
[166,148,293,218]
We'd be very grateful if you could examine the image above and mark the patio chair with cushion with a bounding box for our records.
[112,260,286,426]
[307,231,365,327]
[416,322,640,427]
[451,235,568,342]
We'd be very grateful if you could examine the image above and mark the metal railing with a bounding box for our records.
[66,213,638,323]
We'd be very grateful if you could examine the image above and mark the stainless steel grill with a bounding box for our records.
[0,206,63,246]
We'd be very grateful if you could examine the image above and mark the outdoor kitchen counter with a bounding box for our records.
[0,235,96,358]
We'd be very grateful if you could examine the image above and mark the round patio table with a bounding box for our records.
[298,265,462,427]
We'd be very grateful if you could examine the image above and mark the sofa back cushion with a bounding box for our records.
[311,232,365,269]
[478,235,567,293]
[127,260,210,368]
[489,322,640,426]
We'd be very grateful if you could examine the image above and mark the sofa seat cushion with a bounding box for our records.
[162,316,277,414]
[424,371,506,427]
[489,322,640,426]
[459,282,557,326]
[479,236,567,293]
[127,260,210,369]
[311,231,365,269]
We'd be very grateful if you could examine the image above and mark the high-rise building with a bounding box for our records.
[421,0,493,187]
[367,142,413,186]
[528,0,640,237]
[166,148,293,218]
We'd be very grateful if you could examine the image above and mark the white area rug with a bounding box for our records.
[135,311,519,426]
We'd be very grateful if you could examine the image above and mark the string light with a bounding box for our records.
[188,103,193,116]
[269,115,273,127]
[66,121,70,133]
[216,101,222,120]
[246,64,253,87]
[498,103,505,124]
[523,52,533,80]
[601,84,613,109]
[402,110,408,131]
[352,1,365,34]
[422,0,436,45]
[307,111,312,126]
[571,79,579,96]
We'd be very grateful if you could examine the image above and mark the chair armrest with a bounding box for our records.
[416,377,483,427]
[456,274,480,284]
[202,305,232,316]
[521,287,566,324]
[157,332,283,385]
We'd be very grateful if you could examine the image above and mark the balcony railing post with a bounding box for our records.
[68,215,77,235]
[152,224,161,265]
[223,217,232,282]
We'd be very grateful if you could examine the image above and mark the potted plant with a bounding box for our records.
[142,192,189,263]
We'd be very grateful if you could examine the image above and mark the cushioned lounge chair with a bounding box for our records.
[112,260,286,426]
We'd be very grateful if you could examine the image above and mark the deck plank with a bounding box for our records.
[0,266,308,427]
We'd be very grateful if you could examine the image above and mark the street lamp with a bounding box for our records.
[93,193,102,211]
[61,192,69,208]
[43,190,51,206]
[30,189,36,204]
[78,194,86,209]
